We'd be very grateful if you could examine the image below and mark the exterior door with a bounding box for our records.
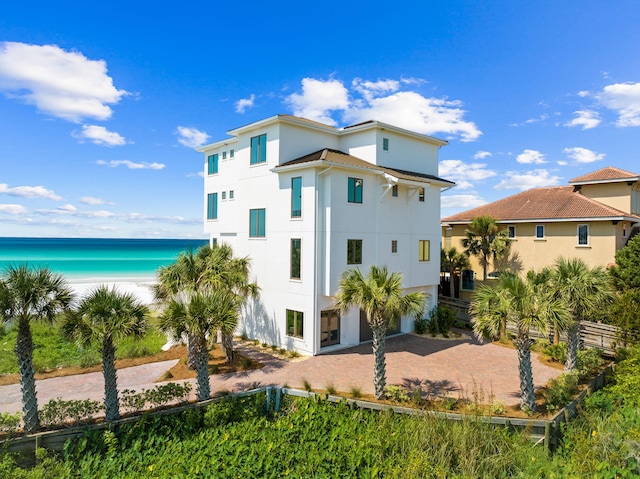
[359,309,401,342]
[320,310,340,347]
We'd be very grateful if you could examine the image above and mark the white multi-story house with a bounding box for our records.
[197,115,453,355]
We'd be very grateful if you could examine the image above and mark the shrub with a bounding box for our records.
[545,371,580,412]
[414,317,428,335]
[39,398,103,427]
[0,412,22,435]
[427,305,457,336]
[385,385,409,403]
[577,348,605,380]
[543,342,567,364]
[350,385,362,398]
[121,382,192,413]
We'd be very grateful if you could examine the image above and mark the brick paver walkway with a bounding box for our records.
[0,332,562,414]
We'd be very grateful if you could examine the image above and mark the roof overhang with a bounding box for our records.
[442,215,640,226]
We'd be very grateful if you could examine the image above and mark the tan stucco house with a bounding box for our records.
[441,166,640,295]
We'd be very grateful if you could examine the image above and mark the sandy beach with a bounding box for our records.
[68,279,157,306]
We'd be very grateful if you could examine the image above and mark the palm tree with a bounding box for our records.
[334,265,426,399]
[470,271,570,412]
[550,257,613,371]
[0,264,73,433]
[441,247,470,298]
[62,286,148,421]
[461,215,510,283]
[158,290,240,401]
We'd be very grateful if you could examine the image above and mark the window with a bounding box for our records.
[229,190,234,200]
[623,225,628,238]
[418,240,430,261]
[347,239,362,264]
[221,191,226,200]
[207,193,218,220]
[383,138,389,151]
[211,238,218,247]
[348,177,363,204]
[321,310,340,347]
[249,208,265,237]
[286,309,304,339]
[536,225,545,239]
[290,239,301,279]
[230,149,235,158]
[391,185,398,197]
[291,177,302,217]
[418,187,425,202]
[461,270,475,290]
[222,151,227,160]
[578,224,589,245]
[508,226,516,239]
[250,134,267,165]
[207,154,218,175]
[391,240,398,253]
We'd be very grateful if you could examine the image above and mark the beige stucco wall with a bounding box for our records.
[579,182,633,213]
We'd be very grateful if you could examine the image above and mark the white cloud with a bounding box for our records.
[596,82,640,126]
[516,149,546,164]
[565,110,601,130]
[235,94,256,114]
[441,194,487,209]
[0,183,61,200]
[96,160,165,170]
[58,204,77,211]
[473,151,492,160]
[563,147,605,164]
[73,124,126,146]
[0,42,127,122]
[0,204,28,215]
[557,160,569,166]
[285,78,349,126]
[438,160,497,189]
[525,114,549,124]
[494,169,562,191]
[80,196,109,205]
[177,126,210,148]
[577,90,590,98]
[352,78,400,101]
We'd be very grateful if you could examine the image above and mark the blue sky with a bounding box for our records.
[1,1,639,238]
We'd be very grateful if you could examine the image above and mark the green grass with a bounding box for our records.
[0,321,166,375]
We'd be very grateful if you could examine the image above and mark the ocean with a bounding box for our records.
[0,237,209,283]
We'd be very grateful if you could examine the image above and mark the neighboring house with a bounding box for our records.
[441,166,640,296]
[197,114,453,355]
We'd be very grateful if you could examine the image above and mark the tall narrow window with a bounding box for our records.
[221,191,226,200]
[230,149,235,158]
[418,187,425,202]
[536,225,545,239]
[286,310,304,338]
[391,185,398,197]
[347,239,362,264]
[391,240,398,253]
[290,239,301,279]
[250,134,267,165]
[348,177,363,203]
[249,208,266,237]
[207,193,218,220]
[208,154,218,175]
[222,151,227,160]
[229,190,234,200]
[383,138,389,151]
[291,176,302,217]
[418,240,430,261]
[578,224,589,245]
[508,225,516,238]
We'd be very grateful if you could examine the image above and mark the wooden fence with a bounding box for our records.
[439,295,622,356]
[1,365,614,464]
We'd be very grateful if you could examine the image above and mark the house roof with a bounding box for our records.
[442,186,640,224]
[569,166,640,185]
[273,148,455,187]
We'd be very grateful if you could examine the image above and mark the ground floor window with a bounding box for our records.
[286,309,304,339]
[461,269,475,290]
[321,310,340,347]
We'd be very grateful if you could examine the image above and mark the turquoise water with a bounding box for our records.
[0,237,209,281]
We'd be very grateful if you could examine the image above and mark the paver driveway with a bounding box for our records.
[0,332,562,414]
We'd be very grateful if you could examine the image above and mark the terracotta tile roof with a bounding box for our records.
[569,166,639,184]
[442,186,640,223]
[274,148,455,186]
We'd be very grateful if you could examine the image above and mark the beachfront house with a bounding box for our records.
[197,114,453,355]
[441,166,640,298]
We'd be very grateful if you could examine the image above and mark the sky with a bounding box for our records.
[1,1,639,238]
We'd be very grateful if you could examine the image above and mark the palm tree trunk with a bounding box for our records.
[221,330,235,363]
[553,328,560,345]
[194,334,211,401]
[187,333,198,370]
[499,318,507,341]
[15,318,39,434]
[371,326,387,399]
[514,336,536,412]
[565,323,580,371]
[101,338,120,421]
[449,268,455,298]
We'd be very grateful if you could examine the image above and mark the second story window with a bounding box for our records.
[230,149,235,158]
[291,177,302,217]
[536,225,545,239]
[347,239,362,265]
[418,240,430,261]
[348,177,363,204]
[578,224,589,245]
[391,240,398,253]
[207,193,218,220]
[208,154,218,175]
[250,134,267,165]
[418,187,425,202]
[383,138,389,151]
[249,208,266,237]
[391,185,398,197]
[222,151,227,160]
[290,239,301,279]
[508,225,516,238]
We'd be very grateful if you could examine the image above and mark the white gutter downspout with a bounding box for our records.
[314,165,333,355]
